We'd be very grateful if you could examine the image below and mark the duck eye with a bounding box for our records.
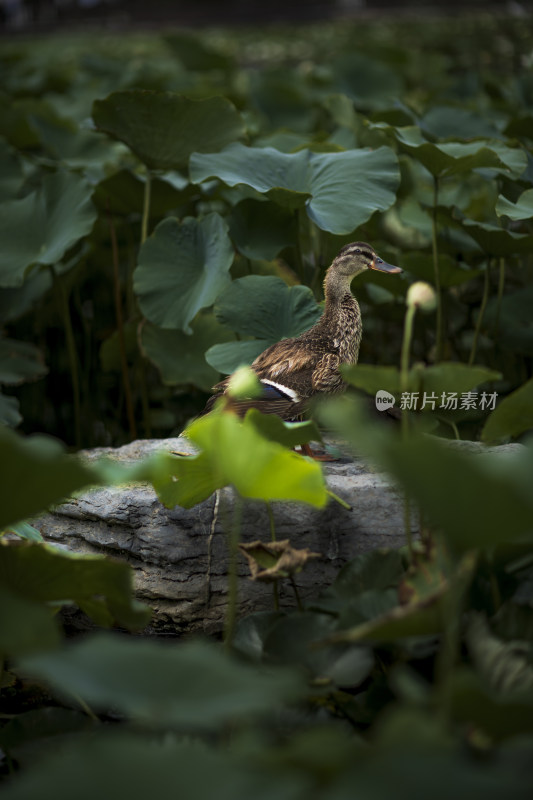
[355,248,361,254]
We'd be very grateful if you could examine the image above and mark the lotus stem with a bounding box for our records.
[468,260,491,366]
[432,176,443,361]
[53,267,81,448]
[290,575,303,612]
[107,201,137,440]
[494,256,505,339]
[141,168,152,245]
[224,494,243,649]
[400,301,417,559]
[265,502,279,611]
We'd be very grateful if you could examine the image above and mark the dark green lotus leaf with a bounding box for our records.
[0,393,21,427]
[320,395,533,554]
[0,426,95,530]
[334,53,405,110]
[482,378,533,444]
[215,275,321,339]
[0,170,97,287]
[229,198,298,260]
[341,364,402,396]
[504,113,533,140]
[134,213,234,333]
[0,93,53,150]
[461,217,533,255]
[245,409,322,449]
[0,138,26,202]
[205,275,321,374]
[0,733,308,800]
[30,115,127,176]
[19,633,303,729]
[190,143,400,234]
[140,314,235,391]
[417,363,501,397]
[341,363,498,402]
[0,543,150,631]
[0,584,60,657]
[263,611,374,688]
[484,285,533,357]
[420,106,504,141]
[371,124,527,179]
[248,69,317,132]
[164,32,235,71]
[0,270,52,324]
[93,91,245,170]
[496,188,533,221]
[450,667,533,742]
[93,168,189,217]
[0,338,48,385]
[205,340,268,375]
[401,252,481,287]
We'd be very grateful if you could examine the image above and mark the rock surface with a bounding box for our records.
[33,436,520,635]
[33,436,415,634]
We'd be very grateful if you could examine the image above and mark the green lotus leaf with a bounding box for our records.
[205,340,268,375]
[19,634,302,730]
[0,138,26,202]
[461,217,533,255]
[0,584,60,656]
[322,396,533,555]
[0,338,48,386]
[0,734,307,800]
[334,53,405,110]
[401,252,481,287]
[92,91,245,170]
[482,378,533,444]
[140,314,235,391]
[496,188,533,221]
[0,170,97,288]
[134,213,234,333]
[0,393,21,427]
[164,32,235,72]
[248,69,316,132]
[371,124,527,178]
[190,143,400,235]
[420,106,504,140]
[228,198,298,260]
[205,275,321,374]
[0,426,95,530]
[0,270,52,324]
[162,409,328,507]
[484,285,533,356]
[0,543,150,632]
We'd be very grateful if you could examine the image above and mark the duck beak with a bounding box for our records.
[371,256,402,274]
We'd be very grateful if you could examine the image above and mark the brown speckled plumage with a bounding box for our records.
[205,242,401,419]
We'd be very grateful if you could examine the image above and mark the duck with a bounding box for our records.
[204,242,402,426]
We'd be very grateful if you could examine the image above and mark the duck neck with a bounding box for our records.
[319,268,363,361]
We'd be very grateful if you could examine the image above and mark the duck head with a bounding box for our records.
[332,242,402,279]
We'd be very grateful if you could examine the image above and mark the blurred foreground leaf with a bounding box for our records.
[20,634,303,729]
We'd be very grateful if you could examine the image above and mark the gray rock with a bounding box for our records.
[33,436,520,635]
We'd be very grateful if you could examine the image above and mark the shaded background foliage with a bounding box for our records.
[0,9,532,448]
[2,8,533,799]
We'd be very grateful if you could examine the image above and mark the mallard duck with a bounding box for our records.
[205,242,402,422]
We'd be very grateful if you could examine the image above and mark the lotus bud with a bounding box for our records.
[227,365,261,399]
[407,281,437,312]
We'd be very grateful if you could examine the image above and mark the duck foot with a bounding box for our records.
[297,443,337,461]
